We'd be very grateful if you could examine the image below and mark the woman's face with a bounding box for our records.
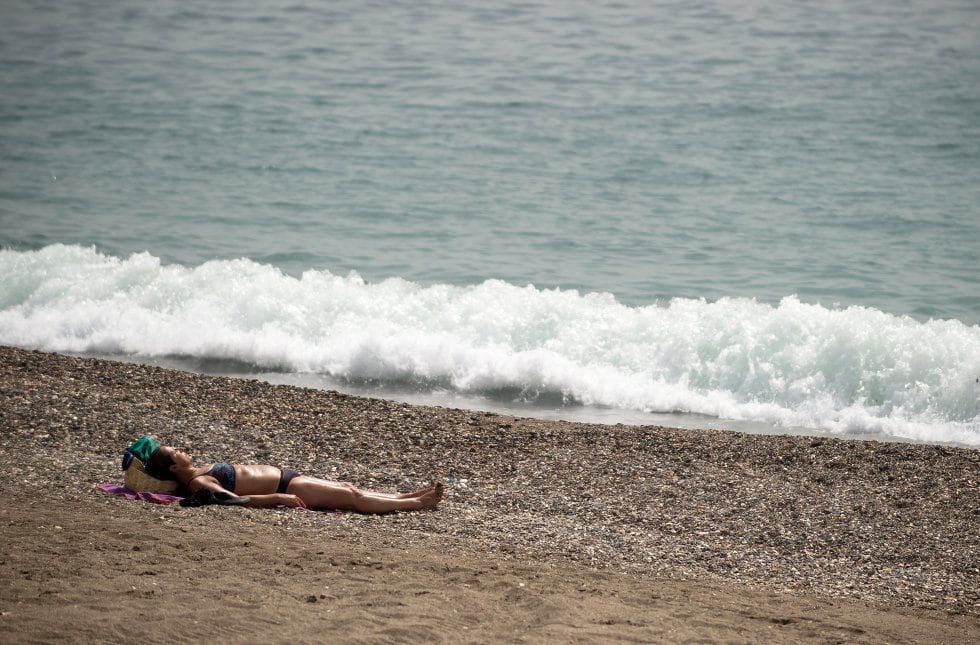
[163,446,193,468]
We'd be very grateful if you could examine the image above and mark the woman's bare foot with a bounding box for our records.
[397,482,442,499]
[415,482,444,509]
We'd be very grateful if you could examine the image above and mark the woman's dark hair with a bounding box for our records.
[145,447,177,481]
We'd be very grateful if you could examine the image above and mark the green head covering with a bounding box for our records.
[122,436,160,470]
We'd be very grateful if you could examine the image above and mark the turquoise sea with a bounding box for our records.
[1,1,978,446]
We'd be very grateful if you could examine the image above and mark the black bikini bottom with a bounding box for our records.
[277,467,301,494]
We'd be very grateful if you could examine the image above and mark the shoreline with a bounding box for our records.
[68,350,969,449]
[1,346,978,642]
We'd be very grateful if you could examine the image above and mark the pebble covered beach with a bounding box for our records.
[1,345,978,642]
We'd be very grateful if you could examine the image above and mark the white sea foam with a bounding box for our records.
[2,245,978,446]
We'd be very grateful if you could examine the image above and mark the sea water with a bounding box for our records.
[1,1,978,446]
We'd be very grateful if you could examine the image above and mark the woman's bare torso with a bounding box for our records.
[196,463,284,495]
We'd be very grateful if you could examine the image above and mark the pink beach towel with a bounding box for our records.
[97,483,337,512]
[97,483,183,505]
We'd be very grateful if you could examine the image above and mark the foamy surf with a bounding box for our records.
[2,244,978,446]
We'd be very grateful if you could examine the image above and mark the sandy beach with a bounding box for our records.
[1,345,977,643]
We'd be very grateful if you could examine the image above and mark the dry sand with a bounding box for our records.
[1,346,977,643]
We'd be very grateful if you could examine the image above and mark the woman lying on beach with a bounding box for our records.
[144,445,443,513]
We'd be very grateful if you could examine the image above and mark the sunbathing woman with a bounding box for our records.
[145,445,443,513]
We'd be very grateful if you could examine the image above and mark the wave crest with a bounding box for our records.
[2,244,978,445]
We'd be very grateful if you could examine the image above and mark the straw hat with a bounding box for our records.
[123,459,179,494]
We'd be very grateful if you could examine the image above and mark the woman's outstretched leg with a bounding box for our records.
[288,477,443,513]
[325,480,440,500]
